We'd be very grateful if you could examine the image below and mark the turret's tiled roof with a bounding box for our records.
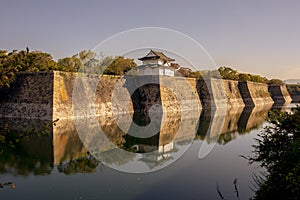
[138,50,175,62]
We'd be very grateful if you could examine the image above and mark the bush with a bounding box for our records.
[250,107,300,200]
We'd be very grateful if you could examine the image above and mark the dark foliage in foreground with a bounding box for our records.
[250,106,300,200]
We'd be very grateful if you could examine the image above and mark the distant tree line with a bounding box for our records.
[1,48,286,88]
[173,65,285,85]
[287,84,300,95]
[0,49,136,87]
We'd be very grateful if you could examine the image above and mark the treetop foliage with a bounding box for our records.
[174,65,283,85]
[0,48,287,88]
[287,84,300,95]
[0,48,137,87]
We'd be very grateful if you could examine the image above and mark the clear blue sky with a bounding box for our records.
[1,0,299,79]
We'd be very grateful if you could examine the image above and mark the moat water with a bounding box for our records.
[0,104,296,200]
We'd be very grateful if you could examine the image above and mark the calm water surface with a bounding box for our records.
[1,104,294,200]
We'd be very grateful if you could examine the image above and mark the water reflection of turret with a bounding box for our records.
[135,111,199,170]
[57,112,172,172]
[238,104,273,134]
[93,109,200,171]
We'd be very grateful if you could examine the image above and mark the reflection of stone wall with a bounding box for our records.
[206,109,226,140]
[159,113,180,146]
[197,108,227,142]
[221,107,244,134]
[52,119,87,165]
[196,104,273,143]
[238,105,273,133]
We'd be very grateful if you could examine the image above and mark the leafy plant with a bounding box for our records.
[250,106,300,199]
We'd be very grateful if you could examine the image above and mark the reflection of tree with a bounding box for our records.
[250,107,300,199]
[217,132,237,145]
[57,152,101,175]
[0,152,53,176]
[0,120,55,176]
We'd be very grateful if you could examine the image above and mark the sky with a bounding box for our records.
[1,0,299,79]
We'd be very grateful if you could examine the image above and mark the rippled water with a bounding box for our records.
[0,104,294,200]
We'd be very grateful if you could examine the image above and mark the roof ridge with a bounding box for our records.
[138,50,175,62]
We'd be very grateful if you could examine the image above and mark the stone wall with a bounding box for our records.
[125,75,201,114]
[291,94,300,103]
[196,79,245,109]
[1,71,293,120]
[268,85,293,104]
[0,72,54,120]
[238,81,274,107]
[53,71,76,119]
[54,72,133,119]
[198,78,227,108]
[222,79,245,108]
[160,76,201,112]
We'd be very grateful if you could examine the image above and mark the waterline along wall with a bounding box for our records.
[0,71,292,120]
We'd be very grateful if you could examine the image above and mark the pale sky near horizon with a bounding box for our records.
[1,0,299,80]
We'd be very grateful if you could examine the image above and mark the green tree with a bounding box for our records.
[0,49,59,87]
[57,152,100,175]
[103,56,137,75]
[249,74,268,83]
[250,107,300,199]
[57,56,82,72]
[177,67,192,77]
[287,84,300,95]
[0,50,8,58]
[238,73,251,81]
[218,66,239,80]
[268,78,284,85]
[189,71,203,79]
[80,53,114,74]
[78,50,96,61]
